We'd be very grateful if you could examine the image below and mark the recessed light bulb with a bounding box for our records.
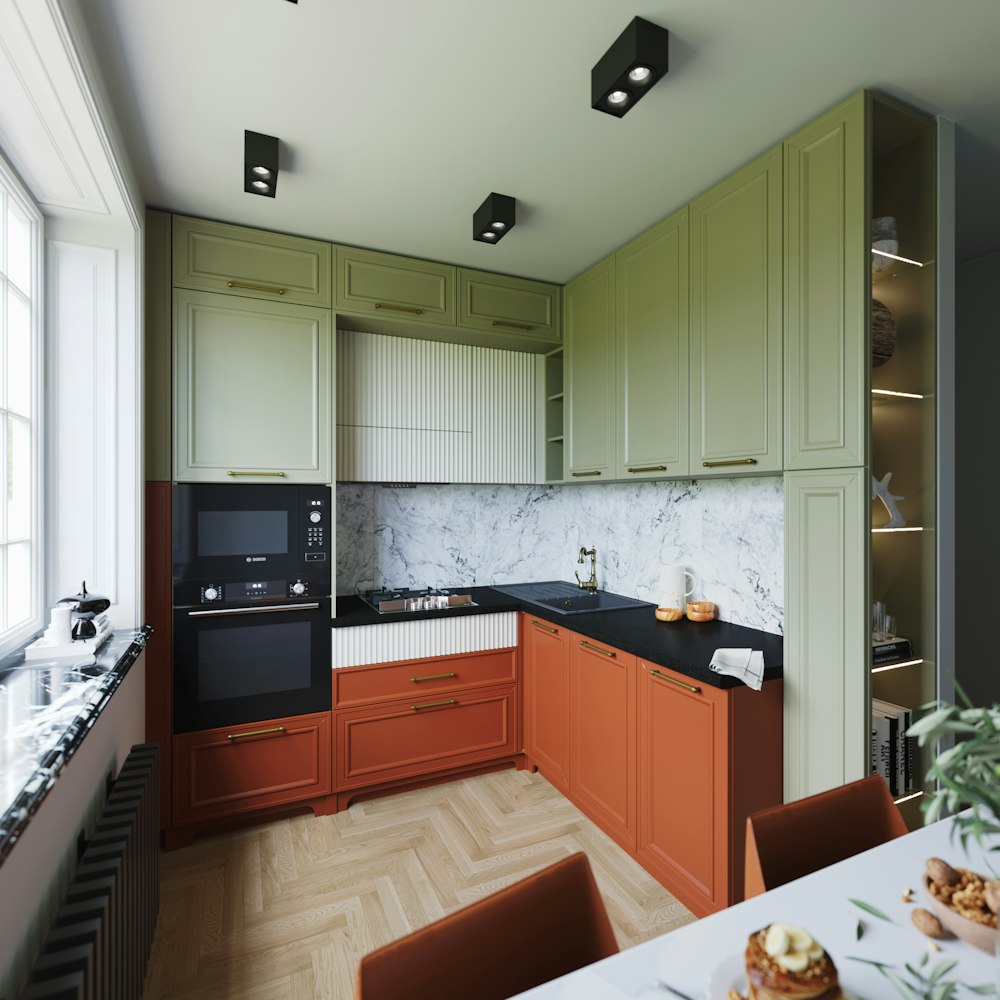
[608,90,630,106]
[481,232,497,240]
[252,180,269,192]
[491,221,506,230]
[252,166,272,178]
[628,66,652,83]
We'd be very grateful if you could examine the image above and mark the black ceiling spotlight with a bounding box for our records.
[591,16,669,118]
[244,130,279,197]
[473,192,515,244]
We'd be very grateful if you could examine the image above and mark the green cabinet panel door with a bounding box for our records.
[690,146,783,475]
[616,206,689,479]
[172,216,331,307]
[564,256,616,480]
[174,290,332,483]
[785,93,867,470]
[458,269,561,344]
[336,246,455,326]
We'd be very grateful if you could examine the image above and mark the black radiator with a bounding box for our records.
[19,743,160,1000]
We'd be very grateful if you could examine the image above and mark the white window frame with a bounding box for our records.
[0,151,43,658]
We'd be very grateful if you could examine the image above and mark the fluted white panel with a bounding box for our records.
[332,612,518,668]
[471,348,537,483]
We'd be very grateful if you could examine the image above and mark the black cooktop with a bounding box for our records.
[360,587,476,614]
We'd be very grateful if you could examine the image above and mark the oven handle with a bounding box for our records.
[187,602,321,618]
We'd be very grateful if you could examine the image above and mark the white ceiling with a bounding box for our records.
[79,0,1000,282]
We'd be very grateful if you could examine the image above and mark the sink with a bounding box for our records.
[491,581,653,615]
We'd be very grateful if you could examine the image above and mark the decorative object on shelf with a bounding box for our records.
[654,607,683,622]
[872,472,906,528]
[871,216,899,271]
[473,192,515,244]
[591,16,669,118]
[871,298,897,367]
[244,130,279,198]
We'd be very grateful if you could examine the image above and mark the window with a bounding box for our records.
[0,153,42,656]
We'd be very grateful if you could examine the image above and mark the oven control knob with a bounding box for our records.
[291,582,306,596]
[309,511,322,523]
[204,587,219,602]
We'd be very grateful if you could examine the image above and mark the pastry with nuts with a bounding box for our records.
[744,923,841,1000]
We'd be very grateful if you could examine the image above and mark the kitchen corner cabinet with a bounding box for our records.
[615,206,689,479]
[458,268,561,345]
[690,145,783,476]
[173,289,332,483]
[522,615,570,792]
[564,256,616,480]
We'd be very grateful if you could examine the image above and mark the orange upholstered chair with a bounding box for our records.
[354,852,619,1000]
[744,775,909,899]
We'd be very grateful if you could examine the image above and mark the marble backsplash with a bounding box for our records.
[336,477,784,634]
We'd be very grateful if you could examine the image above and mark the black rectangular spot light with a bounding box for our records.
[591,16,669,118]
[245,130,279,197]
[473,192,515,244]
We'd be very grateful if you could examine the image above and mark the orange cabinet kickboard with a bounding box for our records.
[334,648,516,709]
[173,711,332,825]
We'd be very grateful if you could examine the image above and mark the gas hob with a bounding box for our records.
[359,587,476,614]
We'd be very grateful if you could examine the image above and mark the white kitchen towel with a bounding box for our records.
[710,647,765,691]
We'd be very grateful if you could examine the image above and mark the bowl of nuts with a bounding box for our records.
[921,856,999,953]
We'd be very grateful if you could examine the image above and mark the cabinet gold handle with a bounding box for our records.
[409,672,458,682]
[410,698,459,710]
[702,458,758,468]
[227,470,287,478]
[627,465,667,473]
[571,471,601,478]
[580,640,616,658]
[492,319,534,331]
[227,280,285,295]
[227,725,286,741]
[650,669,700,694]
[530,619,558,634]
[375,302,424,315]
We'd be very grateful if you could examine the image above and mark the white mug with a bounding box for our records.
[659,565,696,609]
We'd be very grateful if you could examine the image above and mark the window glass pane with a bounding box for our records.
[8,415,30,539]
[6,200,31,294]
[6,289,30,417]
[6,541,30,628]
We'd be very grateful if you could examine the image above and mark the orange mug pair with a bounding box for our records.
[654,601,716,623]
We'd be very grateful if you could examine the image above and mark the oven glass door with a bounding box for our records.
[173,598,331,733]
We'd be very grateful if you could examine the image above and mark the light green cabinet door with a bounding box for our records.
[565,257,616,480]
[174,290,332,483]
[784,93,867,470]
[335,246,455,326]
[690,146,783,475]
[457,269,561,344]
[616,206,689,479]
[173,216,331,306]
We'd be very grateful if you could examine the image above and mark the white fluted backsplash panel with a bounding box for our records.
[332,612,518,668]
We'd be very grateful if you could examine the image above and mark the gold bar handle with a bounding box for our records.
[530,619,558,634]
[650,669,700,694]
[227,470,287,478]
[492,319,534,332]
[571,471,601,478]
[227,280,285,295]
[702,458,758,468]
[409,672,458,683]
[227,725,286,741]
[410,698,459,711]
[580,640,616,658]
[627,465,667,473]
[375,302,424,315]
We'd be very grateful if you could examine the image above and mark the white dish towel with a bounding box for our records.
[710,648,765,691]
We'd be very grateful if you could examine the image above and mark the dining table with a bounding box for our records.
[513,814,998,998]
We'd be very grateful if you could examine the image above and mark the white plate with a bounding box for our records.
[706,951,857,1000]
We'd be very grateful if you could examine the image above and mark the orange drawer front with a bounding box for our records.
[173,712,332,825]
[336,684,517,788]
[334,648,516,709]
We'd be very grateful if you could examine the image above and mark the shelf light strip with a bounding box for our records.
[893,790,924,805]
[871,388,925,400]
[872,248,925,267]
[872,658,925,674]
[872,526,925,533]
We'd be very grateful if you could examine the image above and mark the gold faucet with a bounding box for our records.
[575,546,598,595]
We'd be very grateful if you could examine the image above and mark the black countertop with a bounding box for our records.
[333,586,782,690]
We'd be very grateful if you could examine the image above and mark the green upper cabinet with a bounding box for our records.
[335,246,455,327]
[784,92,867,470]
[615,206,689,480]
[690,145,783,476]
[457,268,561,344]
[564,256,616,480]
[172,216,331,307]
[174,289,332,483]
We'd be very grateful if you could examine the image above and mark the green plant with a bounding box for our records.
[849,953,995,998]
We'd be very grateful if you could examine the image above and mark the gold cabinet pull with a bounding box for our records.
[227,725,286,741]
[530,619,558,634]
[650,669,700,694]
[227,280,285,295]
[580,640,616,658]
[492,319,534,331]
[410,698,459,711]
[571,471,601,478]
[409,672,458,683]
[375,302,424,315]
[627,465,667,473]
[702,458,758,468]
[227,470,287,478]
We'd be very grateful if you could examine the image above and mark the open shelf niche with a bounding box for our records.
[543,346,565,482]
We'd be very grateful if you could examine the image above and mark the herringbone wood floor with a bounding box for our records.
[142,769,695,999]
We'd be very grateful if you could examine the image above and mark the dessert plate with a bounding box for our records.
[707,952,858,999]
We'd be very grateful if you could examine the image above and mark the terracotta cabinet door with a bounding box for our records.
[522,615,570,792]
[569,635,637,850]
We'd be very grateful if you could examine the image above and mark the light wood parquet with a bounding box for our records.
[142,769,695,999]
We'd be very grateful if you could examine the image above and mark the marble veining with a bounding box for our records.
[336,478,784,633]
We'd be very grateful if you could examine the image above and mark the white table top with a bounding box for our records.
[514,817,997,999]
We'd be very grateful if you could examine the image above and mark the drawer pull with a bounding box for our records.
[650,669,700,694]
[410,698,459,711]
[227,725,286,741]
[571,471,601,478]
[580,640,616,659]
[492,319,534,332]
[530,619,558,634]
[375,302,424,315]
[227,470,287,478]
[627,465,667,473]
[409,672,458,683]
[702,458,758,468]
[226,280,285,295]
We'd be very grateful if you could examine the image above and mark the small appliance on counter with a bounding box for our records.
[24,581,113,661]
[359,586,476,614]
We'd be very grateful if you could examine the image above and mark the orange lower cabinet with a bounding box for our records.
[569,636,637,851]
[522,614,570,792]
[173,711,332,825]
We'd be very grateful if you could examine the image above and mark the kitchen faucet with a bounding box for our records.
[575,546,598,595]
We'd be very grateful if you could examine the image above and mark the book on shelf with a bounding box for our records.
[872,636,915,665]
[871,698,913,797]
